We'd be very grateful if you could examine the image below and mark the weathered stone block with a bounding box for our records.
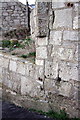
[59,61,78,81]
[37,37,48,46]
[21,76,26,95]
[25,63,35,77]
[0,57,3,67]
[9,60,17,72]
[17,62,25,75]
[3,58,9,68]
[8,80,13,90]
[36,2,51,37]
[53,8,72,29]
[58,47,74,60]
[63,31,78,41]
[3,12,8,16]
[2,68,9,86]
[52,2,65,9]
[36,59,44,66]
[36,47,47,59]
[59,82,73,97]
[35,66,44,80]
[21,76,38,97]
[44,79,58,94]
[45,60,53,79]
[51,60,59,79]
[73,16,80,29]
[30,8,36,39]
[49,31,62,45]
[45,60,58,79]
[9,72,21,93]
[51,46,74,61]
[12,81,21,93]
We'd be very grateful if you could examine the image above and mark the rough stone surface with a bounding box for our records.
[59,62,78,81]
[36,59,44,66]
[37,37,48,46]
[35,65,44,80]
[17,62,25,75]
[25,63,35,78]
[36,47,47,59]
[52,2,65,9]
[9,60,17,72]
[53,8,73,29]
[63,31,78,41]
[1,1,28,39]
[51,46,74,61]
[36,2,51,37]
[49,31,62,45]
[59,82,73,97]
[1,0,80,118]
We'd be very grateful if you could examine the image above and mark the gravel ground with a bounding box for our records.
[1,101,55,120]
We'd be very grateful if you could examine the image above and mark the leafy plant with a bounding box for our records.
[28,52,36,57]
[18,44,25,49]
[24,38,32,45]
[21,52,36,58]
[10,39,18,47]
[20,54,28,58]
[2,40,11,48]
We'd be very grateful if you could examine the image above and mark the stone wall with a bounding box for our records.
[0,1,29,40]
[34,1,80,117]
[0,0,80,118]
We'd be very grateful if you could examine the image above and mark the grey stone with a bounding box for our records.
[36,2,51,37]
[35,65,44,80]
[36,59,44,66]
[9,60,17,72]
[36,47,47,59]
[49,30,62,45]
[52,2,65,9]
[53,8,73,29]
[1,1,28,37]
[17,61,26,75]
[63,31,78,41]
[59,61,78,81]
[59,81,73,97]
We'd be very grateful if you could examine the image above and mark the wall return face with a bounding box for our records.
[0,0,80,118]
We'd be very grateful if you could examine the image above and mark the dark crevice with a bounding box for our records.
[28,4,31,32]
[52,11,55,25]
[57,77,61,82]
[38,77,43,81]
[56,69,61,82]
[67,3,74,7]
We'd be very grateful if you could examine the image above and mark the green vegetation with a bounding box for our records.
[20,52,36,58]
[1,40,19,49]
[24,38,32,45]
[28,109,80,120]
[1,38,33,50]
[2,40,11,48]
